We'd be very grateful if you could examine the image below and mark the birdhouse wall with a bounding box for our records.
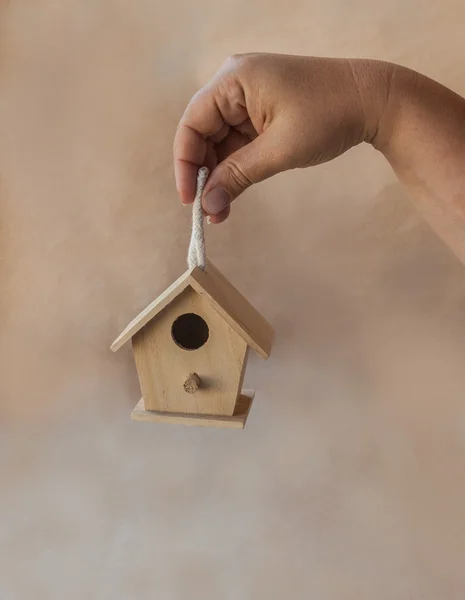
[132,287,249,415]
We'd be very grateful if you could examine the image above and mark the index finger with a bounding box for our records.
[173,64,250,204]
[173,88,225,204]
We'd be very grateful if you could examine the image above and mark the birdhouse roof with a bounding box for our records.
[110,262,273,359]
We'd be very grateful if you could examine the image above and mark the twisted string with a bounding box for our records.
[187,166,209,271]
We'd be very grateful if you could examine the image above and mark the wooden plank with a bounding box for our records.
[110,269,193,352]
[190,263,274,359]
[111,262,274,359]
[130,390,255,429]
[131,287,248,415]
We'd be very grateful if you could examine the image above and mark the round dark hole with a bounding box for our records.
[171,313,209,350]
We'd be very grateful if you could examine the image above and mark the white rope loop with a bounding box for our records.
[187,166,209,271]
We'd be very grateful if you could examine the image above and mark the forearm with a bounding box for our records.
[174,53,465,244]
[370,63,465,263]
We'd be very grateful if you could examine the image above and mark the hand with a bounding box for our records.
[173,53,392,223]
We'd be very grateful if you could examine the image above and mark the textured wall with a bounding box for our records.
[1,1,465,598]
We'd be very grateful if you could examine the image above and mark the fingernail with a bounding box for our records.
[207,216,212,224]
[203,187,230,215]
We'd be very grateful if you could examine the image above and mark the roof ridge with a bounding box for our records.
[111,263,273,358]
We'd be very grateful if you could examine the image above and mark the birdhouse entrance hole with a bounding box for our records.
[171,313,209,350]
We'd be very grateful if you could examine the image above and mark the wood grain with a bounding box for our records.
[132,287,249,415]
[191,262,274,359]
[111,263,274,359]
[110,269,193,352]
[131,390,255,429]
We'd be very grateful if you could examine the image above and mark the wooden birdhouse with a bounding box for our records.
[111,262,274,429]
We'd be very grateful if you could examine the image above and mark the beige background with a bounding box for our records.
[1,1,465,598]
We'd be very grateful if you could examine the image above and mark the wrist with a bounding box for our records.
[348,58,397,150]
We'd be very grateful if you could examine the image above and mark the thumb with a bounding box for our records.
[202,130,285,216]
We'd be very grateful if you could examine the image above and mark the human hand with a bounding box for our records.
[173,53,393,222]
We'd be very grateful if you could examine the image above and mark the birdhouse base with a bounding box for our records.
[131,390,255,429]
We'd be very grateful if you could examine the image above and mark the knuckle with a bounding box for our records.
[189,85,210,107]
[221,53,254,73]
[216,74,242,104]
[223,53,242,68]
[225,158,253,192]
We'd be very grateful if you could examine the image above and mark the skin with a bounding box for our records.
[173,53,465,264]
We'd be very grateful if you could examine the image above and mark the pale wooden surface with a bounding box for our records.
[190,263,274,359]
[110,263,274,358]
[110,268,192,352]
[132,287,249,415]
[131,390,255,428]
